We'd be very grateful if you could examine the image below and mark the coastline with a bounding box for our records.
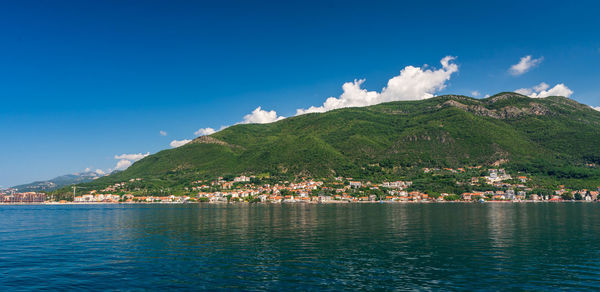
[1,200,597,206]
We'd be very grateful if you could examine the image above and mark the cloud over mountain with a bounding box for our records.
[170,139,191,148]
[241,107,285,124]
[114,152,150,170]
[195,127,216,136]
[515,82,573,98]
[115,159,133,170]
[190,57,459,139]
[296,56,458,115]
[114,153,150,161]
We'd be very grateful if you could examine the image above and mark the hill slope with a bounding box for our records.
[82,92,600,189]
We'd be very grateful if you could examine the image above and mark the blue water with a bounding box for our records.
[1,203,600,290]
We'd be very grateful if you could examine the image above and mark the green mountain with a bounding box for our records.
[70,92,600,191]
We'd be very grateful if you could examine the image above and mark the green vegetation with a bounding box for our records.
[52,92,600,198]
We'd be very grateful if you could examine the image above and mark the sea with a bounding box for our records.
[1,203,599,290]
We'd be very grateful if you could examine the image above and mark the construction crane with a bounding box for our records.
[71,186,88,201]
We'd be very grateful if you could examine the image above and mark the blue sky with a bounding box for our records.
[1,0,599,187]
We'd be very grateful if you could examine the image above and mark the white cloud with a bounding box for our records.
[516,82,573,98]
[159,130,167,136]
[592,106,600,111]
[534,82,550,92]
[189,57,457,129]
[170,139,191,148]
[194,127,216,136]
[471,90,480,97]
[114,153,150,161]
[509,55,543,76]
[241,106,285,124]
[112,152,150,171]
[514,88,533,96]
[296,56,458,115]
[83,167,106,175]
[115,159,133,170]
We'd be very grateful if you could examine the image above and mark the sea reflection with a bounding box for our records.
[1,203,600,290]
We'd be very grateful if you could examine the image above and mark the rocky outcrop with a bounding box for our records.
[190,136,242,149]
[486,92,528,104]
[441,99,551,119]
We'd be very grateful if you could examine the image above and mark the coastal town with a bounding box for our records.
[2,168,600,204]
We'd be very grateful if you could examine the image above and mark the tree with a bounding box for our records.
[429,192,441,199]
[444,194,460,201]
[561,193,574,200]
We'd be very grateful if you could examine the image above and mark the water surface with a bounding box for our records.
[1,203,599,290]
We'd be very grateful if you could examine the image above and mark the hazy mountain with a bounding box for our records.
[13,171,106,192]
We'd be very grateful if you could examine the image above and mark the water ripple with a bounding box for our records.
[1,203,600,290]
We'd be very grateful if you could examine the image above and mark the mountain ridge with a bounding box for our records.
[57,92,600,194]
[13,171,106,192]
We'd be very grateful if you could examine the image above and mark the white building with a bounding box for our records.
[349,181,362,188]
[234,176,251,182]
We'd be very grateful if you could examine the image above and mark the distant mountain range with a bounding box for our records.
[12,171,106,192]
[63,92,600,191]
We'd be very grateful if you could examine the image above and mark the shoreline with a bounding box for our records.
[0,200,597,206]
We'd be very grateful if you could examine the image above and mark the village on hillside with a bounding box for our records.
[2,167,600,204]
